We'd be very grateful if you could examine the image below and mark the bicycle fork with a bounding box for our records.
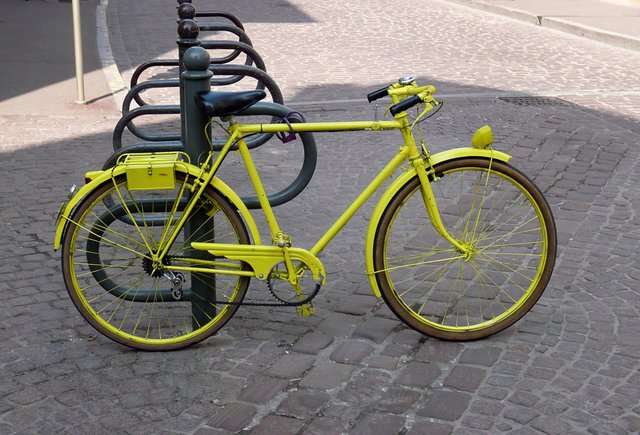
[396,111,471,257]
[417,159,472,257]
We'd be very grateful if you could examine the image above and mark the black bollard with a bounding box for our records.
[177,14,200,145]
[182,46,216,328]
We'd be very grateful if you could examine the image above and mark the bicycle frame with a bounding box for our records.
[54,94,513,298]
[163,111,500,284]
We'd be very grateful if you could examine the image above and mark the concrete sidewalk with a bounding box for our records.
[443,0,640,52]
[0,0,116,118]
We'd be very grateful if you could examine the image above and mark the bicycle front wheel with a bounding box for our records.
[61,171,251,350]
[373,158,556,340]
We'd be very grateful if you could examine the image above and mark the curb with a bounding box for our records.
[542,16,640,52]
[96,0,128,113]
[442,0,640,52]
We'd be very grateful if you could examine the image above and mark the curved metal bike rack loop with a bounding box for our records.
[108,101,317,209]
[130,37,260,107]
[196,10,245,31]
[115,64,285,150]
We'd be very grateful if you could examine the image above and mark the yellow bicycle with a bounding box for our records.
[54,76,556,350]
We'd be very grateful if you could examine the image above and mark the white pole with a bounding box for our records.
[72,0,86,104]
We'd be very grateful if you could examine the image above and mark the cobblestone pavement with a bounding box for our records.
[1,0,640,433]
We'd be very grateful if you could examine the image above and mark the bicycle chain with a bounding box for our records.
[167,254,320,308]
[204,280,319,307]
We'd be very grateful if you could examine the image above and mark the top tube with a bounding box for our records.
[237,120,403,135]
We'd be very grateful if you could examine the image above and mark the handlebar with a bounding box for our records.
[367,78,437,116]
[366,86,389,102]
[389,95,422,116]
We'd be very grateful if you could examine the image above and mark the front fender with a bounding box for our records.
[364,147,511,297]
[53,163,262,251]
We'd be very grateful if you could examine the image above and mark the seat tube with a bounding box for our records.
[232,126,283,238]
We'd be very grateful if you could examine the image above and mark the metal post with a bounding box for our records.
[177,4,200,145]
[72,0,86,104]
[182,46,215,328]
[182,47,212,165]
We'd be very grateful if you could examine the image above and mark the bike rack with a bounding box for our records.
[89,3,320,315]
[106,1,317,209]
[106,100,317,209]
[116,63,284,149]
[129,40,266,108]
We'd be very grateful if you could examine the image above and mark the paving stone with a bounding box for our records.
[381,343,412,358]
[477,386,509,401]
[531,415,575,434]
[337,368,391,406]
[372,386,421,414]
[524,366,557,381]
[391,328,424,346]
[563,408,598,426]
[238,376,289,404]
[330,340,374,364]
[291,332,334,355]
[417,390,472,421]
[535,399,570,416]
[395,362,441,388]
[276,390,331,419]
[589,403,626,420]
[351,317,398,344]
[366,355,400,370]
[507,390,540,407]
[321,402,363,425]
[5,387,47,406]
[315,313,362,338]
[303,417,349,434]
[587,421,629,435]
[249,414,305,435]
[205,402,257,432]
[443,365,487,393]
[618,415,640,433]
[503,405,540,425]
[459,347,503,367]
[350,412,406,435]
[299,363,354,389]
[406,419,454,435]
[461,414,494,431]
[469,398,505,417]
[267,353,316,380]
[333,294,379,316]
[414,340,464,363]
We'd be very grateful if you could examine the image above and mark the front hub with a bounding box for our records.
[456,241,476,262]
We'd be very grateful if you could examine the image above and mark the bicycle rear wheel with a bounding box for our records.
[373,158,556,340]
[61,171,250,350]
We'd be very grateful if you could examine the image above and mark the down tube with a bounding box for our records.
[310,150,407,256]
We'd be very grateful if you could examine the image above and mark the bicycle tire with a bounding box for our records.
[61,171,251,350]
[373,158,556,340]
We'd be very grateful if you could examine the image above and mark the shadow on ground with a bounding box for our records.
[0,73,638,432]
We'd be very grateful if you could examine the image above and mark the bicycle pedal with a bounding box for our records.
[296,303,315,317]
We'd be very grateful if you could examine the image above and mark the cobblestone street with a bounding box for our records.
[1,0,640,433]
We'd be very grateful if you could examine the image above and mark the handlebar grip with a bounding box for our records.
[389,95,422,116]
[367,86,389,102]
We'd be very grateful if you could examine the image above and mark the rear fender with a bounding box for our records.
[53,163,261,250]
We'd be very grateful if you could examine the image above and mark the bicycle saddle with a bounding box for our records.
[195,90,266,117]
